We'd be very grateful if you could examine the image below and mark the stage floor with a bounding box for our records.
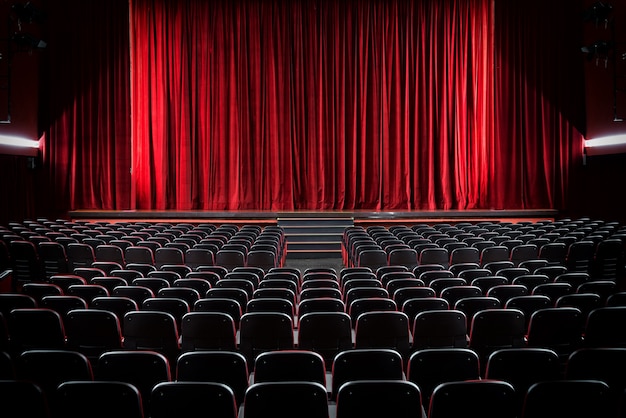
[68,209,559,225]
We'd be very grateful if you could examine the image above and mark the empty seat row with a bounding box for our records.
[343,218,626,282]
[1,346,624,418]
[3,300,626,372]
[1,219,286,291]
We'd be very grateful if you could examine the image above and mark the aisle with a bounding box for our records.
[284,257,345,274]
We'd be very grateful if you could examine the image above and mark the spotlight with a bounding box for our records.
[583,1,613,27]
[581,41,612,67]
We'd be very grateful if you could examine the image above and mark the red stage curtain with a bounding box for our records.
[42,0,584,213]
[42,0,132,214]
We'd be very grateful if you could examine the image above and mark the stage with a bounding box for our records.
[67,209,560,225]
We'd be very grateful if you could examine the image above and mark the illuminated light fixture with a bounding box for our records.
[584,134,626,156]
[0,135,40,148]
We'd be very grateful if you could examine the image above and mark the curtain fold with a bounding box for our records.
[42,0,131,213]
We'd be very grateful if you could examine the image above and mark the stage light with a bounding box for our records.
[0,135,40,156]
[581,41,612,67]
[0,135,40,149]
[584,134,626,156]
[583,1,613,27]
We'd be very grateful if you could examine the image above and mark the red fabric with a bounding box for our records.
[42,0,132,213]
[41,0,584,212]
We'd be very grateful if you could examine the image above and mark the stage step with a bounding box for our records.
[279,217,354,260]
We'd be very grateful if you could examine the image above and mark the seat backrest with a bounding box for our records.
[176,350,249,406]
[124,246,155,265]
[142,297,190,328]
[95,244,126,265]
[9,240,42,285]
[453,296,501,323]
[122,311,180,359]
[0,380,51,418]
[330,348,404,401]
[21,282,64,304]
[131,277,170,294]
[64,308,123,360]
[428,277,466,295]
[428,380,517,418]
[555,293,602,319]
[468,308,526,367]
[55,380,144,418]
[40,295,88,321]
[450,246,481,266]
[17,348,94,406]
[419,248,450,268]
[521,380,611,418]
[238,312,294,364]
[0,293,37,319]
[156,287,201,307]
[66,243,96,270]
[510,274,550,290]
[440,285,483,306]
[412,309,467,350]
[335,380,423,418]
[8,308,66,353]
[565,347,626,411]
[354,311,411,355]
[150,381,237,418]
[480,245,510,265]
[583,306,626,348]
[246,298,295,319]
[348,297,397,325]
[486,284,529,305]
[344,286,389,306]
[65,284,110,306]
[243,381,329,418]
[392,286,435,308]
[296,311,352,368]
[252,350,326,385]
[179,311,237,351]
[184,248,215,270]
[485,347,561,409]
[112,285,155,305]
[407,348,480,405]
[215,249,246,271]
[38,241,69,278]
[97,350,171,416]
[154,247,185,269]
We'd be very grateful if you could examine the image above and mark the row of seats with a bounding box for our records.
[2,291,626,372]
[0,217,625,418]
[1,347,624,418]
[343,218,626,281]
[1,219,287,291]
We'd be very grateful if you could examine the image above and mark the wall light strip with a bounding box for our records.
[0,135,40,149]
[584,134,626,148]
[584,134,626,156]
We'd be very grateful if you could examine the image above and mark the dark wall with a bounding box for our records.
[0,0,46,225]
[568,0,626,224]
